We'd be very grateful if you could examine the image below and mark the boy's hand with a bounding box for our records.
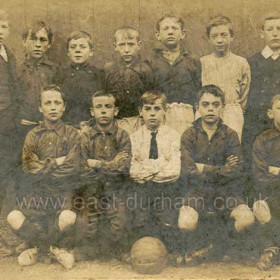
[225,155,239,168]
[195,163,204,173]
[268,166,280,176]
[87,159,102,168]
[113,151,129,163]
[56,156,66,166]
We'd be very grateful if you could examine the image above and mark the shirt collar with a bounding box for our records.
[142,124,165,136]
[153,47,188,59]
[265,125,280,140]
[89,121,118,138]
[261,45,280,60]
[0,45,8,62]
[70,61,91,69]
[35,119,65,136]
[194,117,226,139]
[24,55,55,68]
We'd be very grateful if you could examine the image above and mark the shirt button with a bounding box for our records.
[49,142,52,145]
[207,157,210,161]
[127,90,129,93]
[71,73,74,76]
[76,67,79,70]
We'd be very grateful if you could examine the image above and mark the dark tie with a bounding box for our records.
[149,132,158,159]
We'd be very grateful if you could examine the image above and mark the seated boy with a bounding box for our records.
[252,94,280,270]
[180,85,254,262]
[148,15,200,135]
[200,15,251,141]
[6,85,80,269]
[129,91,181,253]
[77,91,131,260]
[55,31,104,128]
[104,27,153,134]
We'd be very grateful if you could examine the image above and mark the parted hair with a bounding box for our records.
[139,91,167,110]
[114,26,140,43]
[39,85,65,105]
[197,85,225,105]
[156,14,185,32]
[206,15,234,38]
[66,30,93,50]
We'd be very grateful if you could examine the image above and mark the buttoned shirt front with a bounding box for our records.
[181,118,242,185]
[253,125,280,187]
[148,48,200,105]
[81,122,131,174]
[18,56,58,121]
[104,57,153,118]
[22,120,80,178]
[130,124,181,183]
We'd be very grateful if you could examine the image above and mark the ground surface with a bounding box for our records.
[0,257,279,280]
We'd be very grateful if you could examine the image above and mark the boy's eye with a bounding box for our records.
[40,37,48,42]
[201,102,209,107]
[213,102,220,108]
[154,106,162,111]
[105,104,113,108]
[1,25,8,29]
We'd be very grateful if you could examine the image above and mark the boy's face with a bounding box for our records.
[139,99,165,131]
[209,24,233,57]
[198,93,223,125]
[261,19,280,51]
[91,96,118,126]
[24,28,51,59]
[39,90,65,123]
[0,20,9,46]
[268,99,280,126]
[156,17,185,49]
[114,34,141,64]
[68,37,93,64]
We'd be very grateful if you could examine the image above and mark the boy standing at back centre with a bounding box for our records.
[200,15,251,141]
[148,14,201,135]
[104,27,153,135]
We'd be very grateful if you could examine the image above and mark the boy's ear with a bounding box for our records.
[181,29,186,40]
[138,106,143,116]
[114,106,119,117]
[267,109,274,119]
[261,30,265,40]
[155,30,160,41]
[39,105,43,113]
[89,48,94,57]
[137,40,142,50]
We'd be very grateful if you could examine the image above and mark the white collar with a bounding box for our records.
[0,45,8,62]
[261,45,280,60]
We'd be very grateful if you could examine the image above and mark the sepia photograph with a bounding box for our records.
[0,0,280,279]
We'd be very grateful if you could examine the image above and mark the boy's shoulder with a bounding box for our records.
[248,51,265,66]
[255,127,280,145]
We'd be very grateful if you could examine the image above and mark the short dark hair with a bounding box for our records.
[39,85,65,105]
[0,10,9,22]
[66,30,93,50]
[206,15,234,38]
[139,91,167,110]
[22,20,53,44]
[262,14,280,30]
[197,85,225,105]
[270,94,280,108]
[114,26,140,43]
[156,14,185,32]
[91,91,117,107]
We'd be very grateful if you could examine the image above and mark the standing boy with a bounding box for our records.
[252,95,280,270]
[0,9,20,257]
[77,91,131,261]
[7,86,80,269]
[148,15,200,134]
[129,91,181,254]
[180,85,254,262]
[243,14,280,170]
[104,27,153,134]
[18,21,58,130]
[200,15,251,141]
[55,31,104,128]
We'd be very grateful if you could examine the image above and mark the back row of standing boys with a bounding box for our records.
[1,10,280,271]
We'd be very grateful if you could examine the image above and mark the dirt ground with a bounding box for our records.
[0,257,279,280]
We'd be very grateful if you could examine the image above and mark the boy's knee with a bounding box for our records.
[58,210,77,232]
[230,204,255,233]
[178,206,199,232]
[253,200,271,224]
[7,210,25,231]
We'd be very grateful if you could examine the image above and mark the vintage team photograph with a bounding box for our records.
[0,0,280,279]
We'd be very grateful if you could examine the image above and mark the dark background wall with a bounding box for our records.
[2,0,280,68]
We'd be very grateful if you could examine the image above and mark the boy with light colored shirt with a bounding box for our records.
[200,15,251,140]
[243,14,280,170]
[130,91,181,253]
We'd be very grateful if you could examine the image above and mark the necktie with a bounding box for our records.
[149,132,158,159]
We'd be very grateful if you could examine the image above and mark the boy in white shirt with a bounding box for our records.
[129,91,181,254]
[200,15,251,141]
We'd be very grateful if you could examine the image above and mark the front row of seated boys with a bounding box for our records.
[4,84,280,271]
